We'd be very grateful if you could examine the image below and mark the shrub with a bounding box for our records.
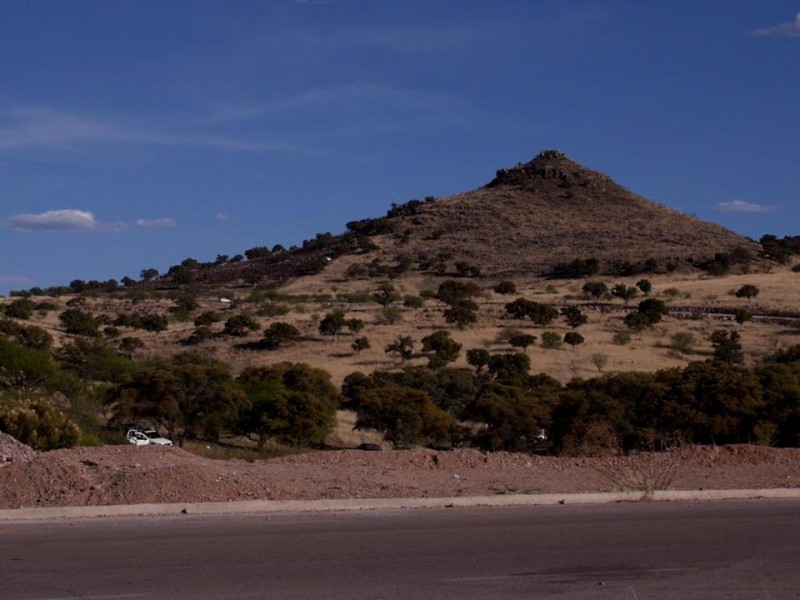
[256,303,291,318]
[494,281,517,295]
[612,331,631,345]
[403,295,424,308]
[669,332,696,356]
[541,331,562,349]
[377,307,403,325]
[0,399,80,450]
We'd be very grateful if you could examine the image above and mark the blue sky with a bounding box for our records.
[1,1,798,294]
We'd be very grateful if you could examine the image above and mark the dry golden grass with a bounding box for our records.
[3,265,799,387]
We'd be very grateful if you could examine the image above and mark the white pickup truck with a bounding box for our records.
[126,428,173,447]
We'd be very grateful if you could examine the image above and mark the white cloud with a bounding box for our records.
[6,209,125,232]
[751,13,800,38]
[136,217,177,228]
[216,213,230,221]
[715,200,777,213]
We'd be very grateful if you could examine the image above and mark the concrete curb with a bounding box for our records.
[2,488,800,521]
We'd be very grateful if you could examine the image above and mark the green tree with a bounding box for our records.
[735,284,760,301]
[505,297,537,320]
[623,312,650,331]
[494,280,517,295]
[541,331,562,349]
[319,309,347,341]
[611,284,638,305]
[734,308,753,327]
[561,305,588,328]
[223,314,260,337]
[169,265,195,286]
[637,298,669,325]
[262,322,302,350]
[563,331,585,351]
[109,354,245,445]
[465,374,560,451]
[466,348,491,373]
[582,281,608,299]
[421,330,462,369]
[435,280,481,305]
[55,337,131,390]
[236,363,339,449]
[118,336,145,359]
[140,268,159,282]
[385,335,414,364]
[373,283,400,307]
[710,330,744,364]
[346,318,365,335]
[59,308,99,337]
[351,336,371,355]
[508,333,537,353]
[0,337,56,396]
[636,279,652,295]
[443,298,479,329]
[487,352,532,382]
[355,386,455,448]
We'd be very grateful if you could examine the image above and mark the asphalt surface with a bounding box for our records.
[2,500,800,600]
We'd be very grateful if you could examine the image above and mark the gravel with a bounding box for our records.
[1,436,799,510]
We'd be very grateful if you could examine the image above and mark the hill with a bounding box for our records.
[363,150,754,280]
[139,150,755,292]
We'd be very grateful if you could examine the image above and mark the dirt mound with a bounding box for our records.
[0,432,37,466]
[1,444,799,510]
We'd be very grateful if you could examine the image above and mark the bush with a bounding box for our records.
[541,331,562,349]
[612,331,631,345]
[403,295,424,308]
[0,399,80,450]
[494,281,517,295]
[256,303,291,317]
[59,308,99,336]
[669,332,696,356]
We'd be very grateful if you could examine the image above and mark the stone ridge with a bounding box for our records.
[487,149,612,191]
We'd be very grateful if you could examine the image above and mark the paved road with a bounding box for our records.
[2,500,799,599]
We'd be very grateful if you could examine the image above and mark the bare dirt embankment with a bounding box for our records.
[2,433,799,510]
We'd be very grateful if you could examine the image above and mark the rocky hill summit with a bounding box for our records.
[367,150,756,279]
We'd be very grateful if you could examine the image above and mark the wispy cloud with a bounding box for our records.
[340,25,495,54]
[715,200,777,213]
[216,213,230,221]
[136,217,177,228]
[6,209,126,232]
[0,108,302,152]
[200,83,466,131]
[0,276,33,286]
[751,13,800,38]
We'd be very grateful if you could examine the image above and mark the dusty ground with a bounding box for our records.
[1,433,799,509]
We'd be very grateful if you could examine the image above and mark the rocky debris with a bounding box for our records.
[1,444,799,510]
[0,432,37,466]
